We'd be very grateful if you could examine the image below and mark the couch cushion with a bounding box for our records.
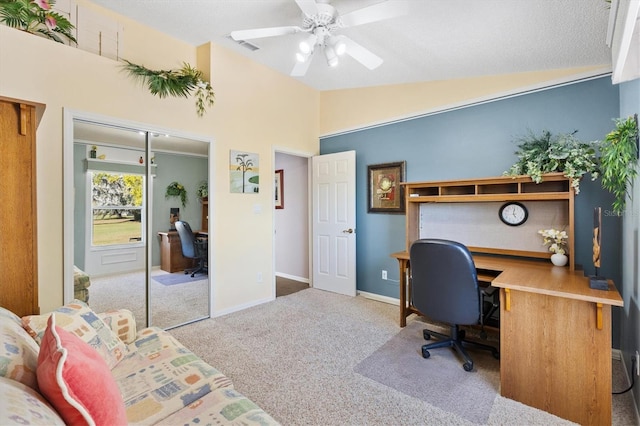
[37,314,127,426]
[0,376,65,425]
[22,300,128,369]
[112,327,233,425]
[0,311,40,390]
[155,387,281,426]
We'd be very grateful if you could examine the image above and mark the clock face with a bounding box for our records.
[499,202,528,226]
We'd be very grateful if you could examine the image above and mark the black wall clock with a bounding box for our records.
[499,202,528,226]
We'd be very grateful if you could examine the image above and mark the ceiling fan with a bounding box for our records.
[230,0,408,77]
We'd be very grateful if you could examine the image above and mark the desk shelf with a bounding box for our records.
[402,172,575,270]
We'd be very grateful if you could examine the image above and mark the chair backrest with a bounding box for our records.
[174,221,197,258]
[410,239,480,325]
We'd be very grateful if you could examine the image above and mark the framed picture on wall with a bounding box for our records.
[367,161,406,213]
[275,169,284,209]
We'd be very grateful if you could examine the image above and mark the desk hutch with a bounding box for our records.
[392,173,623,425]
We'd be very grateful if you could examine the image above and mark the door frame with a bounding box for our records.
[272,147,314,298]
[62,109,214,326]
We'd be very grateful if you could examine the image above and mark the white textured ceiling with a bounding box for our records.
[88,0,613,91]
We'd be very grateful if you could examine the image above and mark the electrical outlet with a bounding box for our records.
[635,351,639,376]
[257,272,263,283]
[381,270,387,280]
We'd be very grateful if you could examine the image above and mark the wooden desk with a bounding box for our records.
[158,231,195,273]
[391,251,623,425]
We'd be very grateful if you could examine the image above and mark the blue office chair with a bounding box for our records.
[175,221,208,277]
[410,239,499,371]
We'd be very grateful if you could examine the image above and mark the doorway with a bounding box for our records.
[274,151,310,297]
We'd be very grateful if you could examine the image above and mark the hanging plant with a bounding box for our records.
[165,181,188,207]
[599,115,639,215]
[121,60,215,117]
[0,0,77,44]
[504,129,599,194]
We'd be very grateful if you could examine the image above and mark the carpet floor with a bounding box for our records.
[152,272,207,286]
[88,270,209,330]
[169,288,639,425]
[354,319,499,424]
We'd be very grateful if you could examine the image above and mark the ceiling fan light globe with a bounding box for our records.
[299,41,312,54]
[331,37,347,55]
[324,45,338,67]
[299,33,317,54]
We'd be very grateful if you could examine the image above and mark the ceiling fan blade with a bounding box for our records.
[291,52,314,77]
[230,25,303,41]
[340,0,409,28]
[341,36,383,70]
[295,0,319,17]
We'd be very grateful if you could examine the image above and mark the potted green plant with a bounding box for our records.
[196,180,208,200]
[504,129,599,194]
[165,181,188,207]
[599,115,639,215]
[0,0,76,44]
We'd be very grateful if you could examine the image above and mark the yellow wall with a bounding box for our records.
[0,14,318,314]
[320,66,608,136]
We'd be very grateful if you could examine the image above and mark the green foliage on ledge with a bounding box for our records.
[504,129,599,194]
[121,60,215,117]
[0,0,76,44]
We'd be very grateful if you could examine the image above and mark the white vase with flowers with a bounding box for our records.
[538,228,569,266]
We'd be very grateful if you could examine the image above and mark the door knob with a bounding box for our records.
[342,228,354,234]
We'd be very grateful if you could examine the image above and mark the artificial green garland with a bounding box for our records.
[121,60,215,117]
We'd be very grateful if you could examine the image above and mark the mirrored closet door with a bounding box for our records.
[65,114,210,330]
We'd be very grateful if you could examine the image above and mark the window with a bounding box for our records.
[91,172,144,246]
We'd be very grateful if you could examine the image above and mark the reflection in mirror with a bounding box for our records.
[149,135,209,329]
[71,118,210,330]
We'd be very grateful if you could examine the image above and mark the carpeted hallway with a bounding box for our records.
[276,276,309,297]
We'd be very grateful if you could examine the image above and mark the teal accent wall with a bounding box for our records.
[320,76,622,346]
[151,152,208,265]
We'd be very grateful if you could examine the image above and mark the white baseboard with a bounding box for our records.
[212,296,274,317]
[275,272,309,284]
[358,291,400,306]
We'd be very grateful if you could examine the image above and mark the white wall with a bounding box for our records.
[275,153,309,282]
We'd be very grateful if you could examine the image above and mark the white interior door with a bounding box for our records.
[312,150,356,296]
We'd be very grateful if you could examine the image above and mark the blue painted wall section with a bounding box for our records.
[320,77,621,310]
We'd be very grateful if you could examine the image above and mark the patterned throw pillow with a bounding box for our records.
[22,300,127,369]
[0,376,65,425]
[98,309,137,345]
[36,314,128,426]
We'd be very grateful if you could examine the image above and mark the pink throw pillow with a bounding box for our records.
[37,314,127,426]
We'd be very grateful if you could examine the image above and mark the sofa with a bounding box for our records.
[0,300,280,425]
